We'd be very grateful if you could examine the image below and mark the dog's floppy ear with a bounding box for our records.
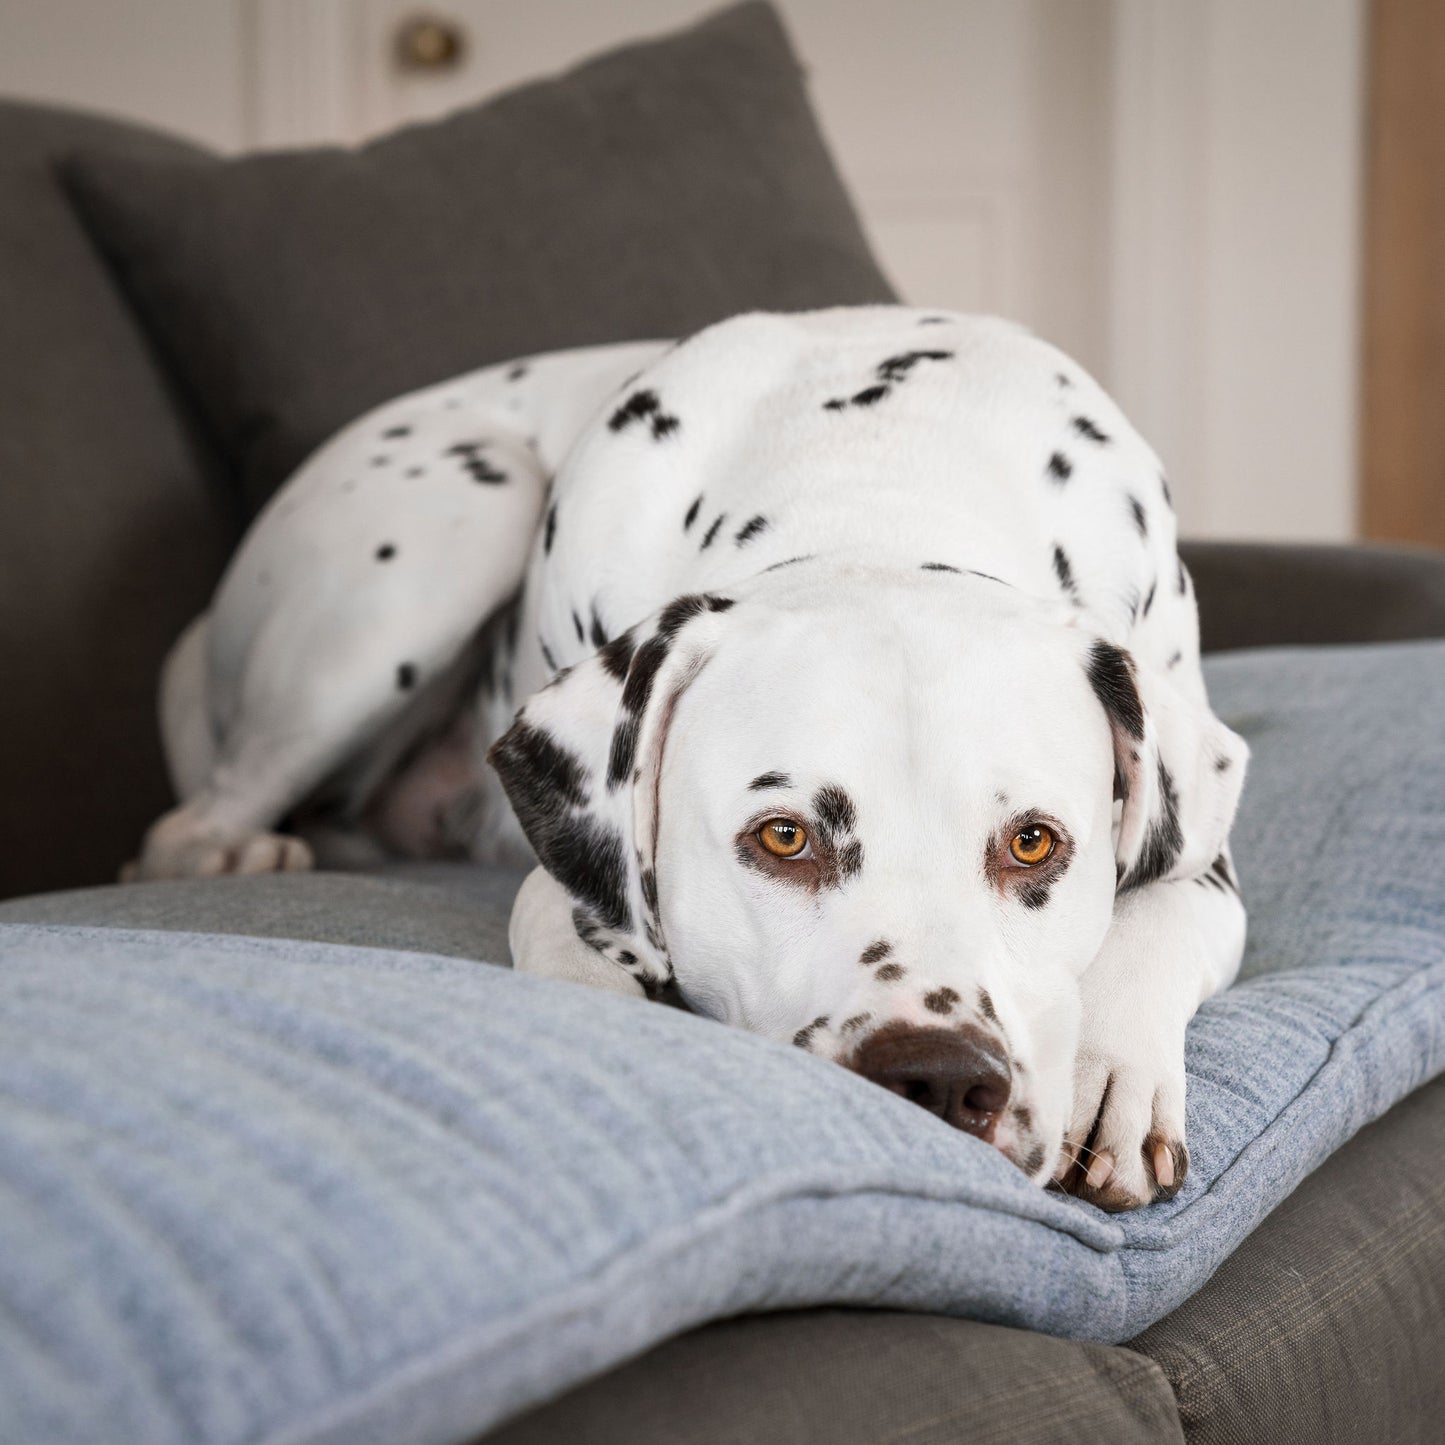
[1085,639,1249,889]
[488,593,737,992]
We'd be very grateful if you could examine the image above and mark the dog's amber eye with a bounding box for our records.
[759,819,808,858]
[1009,825,1056,866]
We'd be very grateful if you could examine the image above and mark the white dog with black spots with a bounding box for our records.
[130,306,1248,1212]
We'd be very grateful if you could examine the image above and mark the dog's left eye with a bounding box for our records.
[1009,825,1056,866]
[758,819,810,858]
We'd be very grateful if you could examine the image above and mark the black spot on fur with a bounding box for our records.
[540,640,559,673]
[978,988,998,1023]
[875,962,905,983]
[1214,753,1233,773]
[544,504,558,554]
[599,629,636,682]
[1142,579,1157,618]
[381,425,411,439]
[507,362,528,381]
[1022,1142,1046,1176]
[919,316,950,325]
[609,389,659,431]
[1127,494,1149,538]
[1167,650,1183,669]
[621,634,668,716]
[765,555,813,572]
[860,940,892,966]
[371,456,390,467]
[838,839,864,880]
[657,592,735,641]
[750,772,790,791]
[876,349,953,381]
[572,610,585,644]
[489,721,630,931]
[1160,473,1174,510]
[1056,372,1073,388]
[375,544,396,561]
[1086,639,1145,741]
[1210,853,1238,893]
[405,467,424,479]
[851,384,890,406]
[700,514,726,549]
[1016,877,1053,910]
[396,663,416,691]
[1126,759,1184,889]
[1053,545,1080,600]
[823,397,848,412]
[589,605,608,650]
[1072,416,1111,444]
[464,456,507,484]
[921,561,962,573]
[683,494,702,531]
[1177,559,1189,595]
[924,987,960,1015]
[1047,451,1073,483]
[735,515,769,546]
[813,784,857,838]
[607,387,679,440]
[841,1013,872,1034]
[793,1016,830,1049]
[607,715,640,791]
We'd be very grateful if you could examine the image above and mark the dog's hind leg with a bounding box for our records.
[125,342,668,882]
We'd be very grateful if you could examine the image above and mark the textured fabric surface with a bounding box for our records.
[0,101,236,900]
[483,1309,1183,1445]
[1181,541,1445,654]
[62,1,896,516]
[0,868,526,964]
[0,641,1440,1445]
[1131,1069,1445,1445]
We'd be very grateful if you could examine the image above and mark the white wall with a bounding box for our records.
[0,0,1365,540]
[1109,0,1365,542]
[0,0,250,150]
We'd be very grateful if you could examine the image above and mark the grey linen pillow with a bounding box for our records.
[0,101,237,900]
[62,1,896,515]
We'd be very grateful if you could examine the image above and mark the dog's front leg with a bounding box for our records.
[508,867,646,999]
[1057,852,1246,1210]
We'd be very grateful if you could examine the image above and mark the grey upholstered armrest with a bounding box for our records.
[1180,542,1445,654]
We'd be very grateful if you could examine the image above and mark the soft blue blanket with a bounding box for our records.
[1,641,1442,1444]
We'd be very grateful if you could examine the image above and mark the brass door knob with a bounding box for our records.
[395,14,468,72]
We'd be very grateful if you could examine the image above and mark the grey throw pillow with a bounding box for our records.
[63,1,896,515]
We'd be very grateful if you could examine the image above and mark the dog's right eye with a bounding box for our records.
[758,819,809,858]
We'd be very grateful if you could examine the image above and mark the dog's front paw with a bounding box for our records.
[123,806,315,882]
[1053,1043,1188,1212]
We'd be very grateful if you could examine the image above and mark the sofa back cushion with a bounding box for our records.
[0,101,237,901]
[63,1,897,516]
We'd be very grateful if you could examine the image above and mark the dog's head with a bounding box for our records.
[489,564,1246,1183]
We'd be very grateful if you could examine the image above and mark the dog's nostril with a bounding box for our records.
[852,1023,1012,1141]
[963,1082,1007,1116]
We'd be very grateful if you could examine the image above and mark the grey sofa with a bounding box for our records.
[3,79,1445,1444]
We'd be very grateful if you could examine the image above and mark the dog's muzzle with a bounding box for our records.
[850,1022,1012,1141]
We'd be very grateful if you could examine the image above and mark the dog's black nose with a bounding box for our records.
[852,1023,1011,1139]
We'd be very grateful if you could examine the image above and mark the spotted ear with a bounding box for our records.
[487,593,736,991]
[1085,639,1249,889]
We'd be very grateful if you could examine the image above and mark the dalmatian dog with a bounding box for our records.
[128,306,1248,1212]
